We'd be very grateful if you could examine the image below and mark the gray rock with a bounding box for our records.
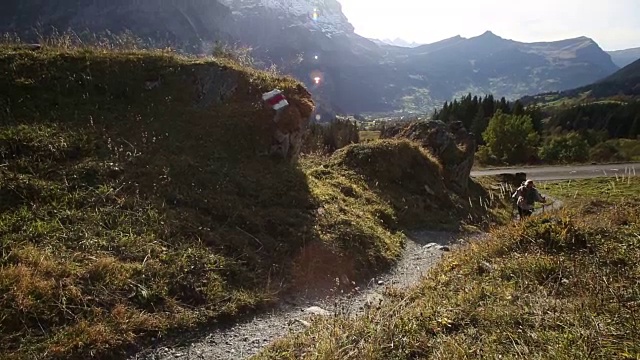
[304,306,331,316]
[479,261,493,272]
[292,318,311,328]
[365,293,385,309]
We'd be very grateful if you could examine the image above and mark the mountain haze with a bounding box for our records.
[563,57,640,98]
[0,0,621,115]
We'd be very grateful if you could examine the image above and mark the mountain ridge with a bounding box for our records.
[0,1,622,115]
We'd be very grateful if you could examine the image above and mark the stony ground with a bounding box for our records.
[132,230,478,360]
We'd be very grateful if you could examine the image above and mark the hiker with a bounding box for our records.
[512,179,546,219]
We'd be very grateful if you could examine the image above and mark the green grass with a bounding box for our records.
[539,175,640,207]
[256,177,640,359]
[0,44,503,359]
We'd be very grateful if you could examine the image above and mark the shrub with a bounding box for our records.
[589,141,629,163]
[539,132,589,163]
[482,110,540,164]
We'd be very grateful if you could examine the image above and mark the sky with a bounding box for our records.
[337,0,640,50]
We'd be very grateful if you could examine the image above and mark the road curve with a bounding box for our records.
[471,162,640,181]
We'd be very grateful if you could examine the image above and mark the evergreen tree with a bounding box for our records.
[498,97,510,113]
[483,94,495,116]
[471,107,488,145]
[512,100,525,116]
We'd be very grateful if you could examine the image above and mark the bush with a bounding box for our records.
[475,145,497,165]
[539,132,589,163]
[482,110,540,164]
[589,141,630,163]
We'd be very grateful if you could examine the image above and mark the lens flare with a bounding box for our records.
[312,8,319,21]
[310,70,323,85]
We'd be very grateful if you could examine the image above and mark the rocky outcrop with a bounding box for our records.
[184,61,314,160]
[382,120,476,193]
[269,88,315,160]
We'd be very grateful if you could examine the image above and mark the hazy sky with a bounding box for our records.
[338,0,640,50]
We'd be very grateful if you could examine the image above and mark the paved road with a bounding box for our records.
[471,162,640,181]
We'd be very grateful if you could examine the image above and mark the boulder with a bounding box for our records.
[382,120,476,193]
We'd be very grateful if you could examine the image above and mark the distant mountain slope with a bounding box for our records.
[371,32,619,113]
[585,58,640,97]
[520,57,640,108]
[608,47,640,68]
[601,58,640,84]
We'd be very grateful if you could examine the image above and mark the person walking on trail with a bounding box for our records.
[512,179,546,219]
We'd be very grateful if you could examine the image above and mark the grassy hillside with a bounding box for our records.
[257,176,640,359]
[0,44,503,359]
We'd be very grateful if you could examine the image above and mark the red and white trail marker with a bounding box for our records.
[262,89,289,111]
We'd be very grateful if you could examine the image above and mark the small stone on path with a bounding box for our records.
[304,306,331,316]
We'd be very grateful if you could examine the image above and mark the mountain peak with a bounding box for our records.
[466,30,509,46]
[479,30,500,38]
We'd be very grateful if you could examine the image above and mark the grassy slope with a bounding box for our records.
[0,46,502,359]
[257,176,640,360]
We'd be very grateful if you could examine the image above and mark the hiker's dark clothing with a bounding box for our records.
[512,185,544,219]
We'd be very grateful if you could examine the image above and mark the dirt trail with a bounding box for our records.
[132,231,478,360]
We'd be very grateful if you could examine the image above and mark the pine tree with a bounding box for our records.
[512,100,525,116]
[471,107,487,145]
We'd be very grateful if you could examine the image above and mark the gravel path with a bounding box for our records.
[132,230,475,360]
